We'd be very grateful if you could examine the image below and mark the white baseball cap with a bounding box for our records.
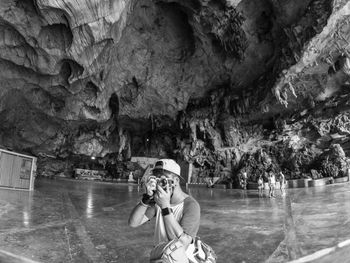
[153,159,181,177]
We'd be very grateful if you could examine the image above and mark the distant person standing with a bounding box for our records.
[268,172,276,198]
[242,172,248,190]
[279,171,286,196]
[257,175,264,197]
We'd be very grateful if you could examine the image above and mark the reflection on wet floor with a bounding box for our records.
[0,178,350,262]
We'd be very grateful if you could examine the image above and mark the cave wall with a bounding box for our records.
[1,0,350,180]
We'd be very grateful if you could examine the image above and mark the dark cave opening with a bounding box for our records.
[58,59,84,83]
[15,0,39,15]
[38,23,73,50]
[156,1,196,59]
[84,81,99,99]
[109,93,120,117]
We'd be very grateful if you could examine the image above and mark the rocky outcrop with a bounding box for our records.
[0,0,276,157]
[273,0,350,109]
[1,0,350,181]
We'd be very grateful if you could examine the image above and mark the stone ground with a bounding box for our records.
[0,178,350,263]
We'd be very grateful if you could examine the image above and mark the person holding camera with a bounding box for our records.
[128,159,201,263]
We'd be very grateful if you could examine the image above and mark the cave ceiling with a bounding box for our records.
[0,0,349,158]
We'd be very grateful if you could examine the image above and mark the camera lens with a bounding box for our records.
[158,178,167,187]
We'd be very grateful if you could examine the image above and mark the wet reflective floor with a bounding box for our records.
[0,178,350,263]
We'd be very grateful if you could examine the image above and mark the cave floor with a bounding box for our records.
[0,179,350,263]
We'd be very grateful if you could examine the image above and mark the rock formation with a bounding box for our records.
[0,0,350,182]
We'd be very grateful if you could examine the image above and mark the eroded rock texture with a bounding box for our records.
[1,0,350,181]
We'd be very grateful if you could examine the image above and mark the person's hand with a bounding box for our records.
[154,184,171,209]
[145,176,157,196]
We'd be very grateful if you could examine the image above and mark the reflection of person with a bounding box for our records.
[128,159,201,262]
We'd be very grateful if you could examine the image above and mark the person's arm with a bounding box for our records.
[128,198,156,227]
[155,185,200,249]
[162,209,192,248]
[178,197,200,248]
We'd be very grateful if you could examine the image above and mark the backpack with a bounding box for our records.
[150,238,217,263]
[188,237,217,263]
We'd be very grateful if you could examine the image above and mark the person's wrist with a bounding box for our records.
[161,207,172,216]
[141,193,153,206]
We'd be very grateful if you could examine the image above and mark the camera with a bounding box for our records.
[147,176,174,193]
[156,177,174,190]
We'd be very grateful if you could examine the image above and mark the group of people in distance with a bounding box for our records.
[257,171,286,198]
[240,171,287,198]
